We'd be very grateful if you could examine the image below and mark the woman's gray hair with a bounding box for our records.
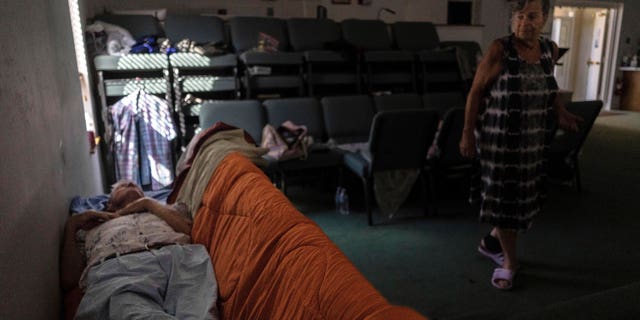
[511,0,550,16]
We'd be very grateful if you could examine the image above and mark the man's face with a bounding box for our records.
[107,182,144,212]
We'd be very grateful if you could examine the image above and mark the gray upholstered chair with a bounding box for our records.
[343,109,439,225]
[341,19,416,93]
[373,93,423,112]
[321,95,375,144]
[164,14,239,147]
[229,17,304,98]
[263,97,343,193]
[287,18,359,96]
[198,100,265,145]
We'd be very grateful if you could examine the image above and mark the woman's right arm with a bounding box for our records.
[460,39,505,158]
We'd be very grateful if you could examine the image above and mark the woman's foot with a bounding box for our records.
[492,267,516,290]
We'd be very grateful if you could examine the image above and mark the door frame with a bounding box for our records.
[553,0,624,110]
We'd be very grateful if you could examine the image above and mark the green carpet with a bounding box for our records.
[287,111,640,319]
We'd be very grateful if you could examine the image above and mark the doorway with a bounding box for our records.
[551,1,623,110]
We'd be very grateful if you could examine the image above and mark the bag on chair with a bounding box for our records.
[261,121,311,161]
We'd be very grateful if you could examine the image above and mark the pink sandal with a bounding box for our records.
[491,268,515,290]
[478,244,504,266]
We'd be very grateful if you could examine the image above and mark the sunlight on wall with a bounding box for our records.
[68,0,96,132]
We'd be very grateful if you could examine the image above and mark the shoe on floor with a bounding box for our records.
[478,243,504,266]
[492,267,515,290]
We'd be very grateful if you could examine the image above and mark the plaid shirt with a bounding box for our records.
[111,90,176,189]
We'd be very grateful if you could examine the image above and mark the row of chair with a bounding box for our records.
[197,96,603,225]
[92,14,479,149]
[196,93,471,225]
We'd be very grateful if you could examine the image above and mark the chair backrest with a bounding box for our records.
[321,95,374,144]
[550,100,603,157]
[263,97,326,142]
[435,108,469,167]
[164,14,227,45]
[440,41,483,81]
[340,19,392,51]
[373,93,423,112]
[420,48,466,93]
[392,22,439,52]
[94,14,164,39]
[229,16,290,53]
[199,100,265,144]
[423,92,466,119]
[286,18,342,52]
[369,109,439,171]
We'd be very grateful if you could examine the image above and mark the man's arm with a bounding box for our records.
[60,211,116,292]
[116,198,192,235]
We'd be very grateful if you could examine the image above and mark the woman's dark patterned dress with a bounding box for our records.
[472,34,558,230]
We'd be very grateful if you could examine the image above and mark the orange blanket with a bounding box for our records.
[192,152,426,319]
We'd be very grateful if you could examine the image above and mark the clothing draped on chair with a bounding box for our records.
[110,89,177,190]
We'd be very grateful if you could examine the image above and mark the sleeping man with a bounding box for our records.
[61,180,218,319]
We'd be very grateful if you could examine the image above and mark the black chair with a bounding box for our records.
[343,109,439,225]
[286,18,359,96]
[91,14,170,187]
[417,48,468,120]
[164,14,239,149]
[321,95,375,144]
[373,93,423,112]
[341,19,416,94]
[198,100,266,144]
[548,100,603,191]
[426,108,473,213]
[229,17,304,99]
[440,41,483,90]
[263,97,343,193]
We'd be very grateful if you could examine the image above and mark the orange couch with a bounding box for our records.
[191,152,427,319]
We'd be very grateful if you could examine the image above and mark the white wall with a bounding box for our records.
[0,0,102,319]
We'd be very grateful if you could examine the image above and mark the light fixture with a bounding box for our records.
[377,7,396,20]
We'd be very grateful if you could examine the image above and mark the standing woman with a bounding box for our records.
[459,0,581,290]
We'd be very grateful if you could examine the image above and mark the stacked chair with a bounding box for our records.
[229,17,304,99]
[341,19,416,94]
[89,13,478,202]
[440,40,483,90]
[164,14,239,149]
[287,18,359,96]
[92,14,171,186]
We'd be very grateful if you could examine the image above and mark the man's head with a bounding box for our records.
[106,180,144,212]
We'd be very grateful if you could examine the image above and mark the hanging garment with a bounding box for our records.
[110,90,177,189]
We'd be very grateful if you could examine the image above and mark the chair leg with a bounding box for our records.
[573,157,582,192]
[419,171,429,216]
[427,169,438,216]
[361,176,373,226]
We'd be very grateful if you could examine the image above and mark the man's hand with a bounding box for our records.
[67,210,117,232]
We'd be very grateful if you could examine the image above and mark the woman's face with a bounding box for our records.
[511,1,547,42]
